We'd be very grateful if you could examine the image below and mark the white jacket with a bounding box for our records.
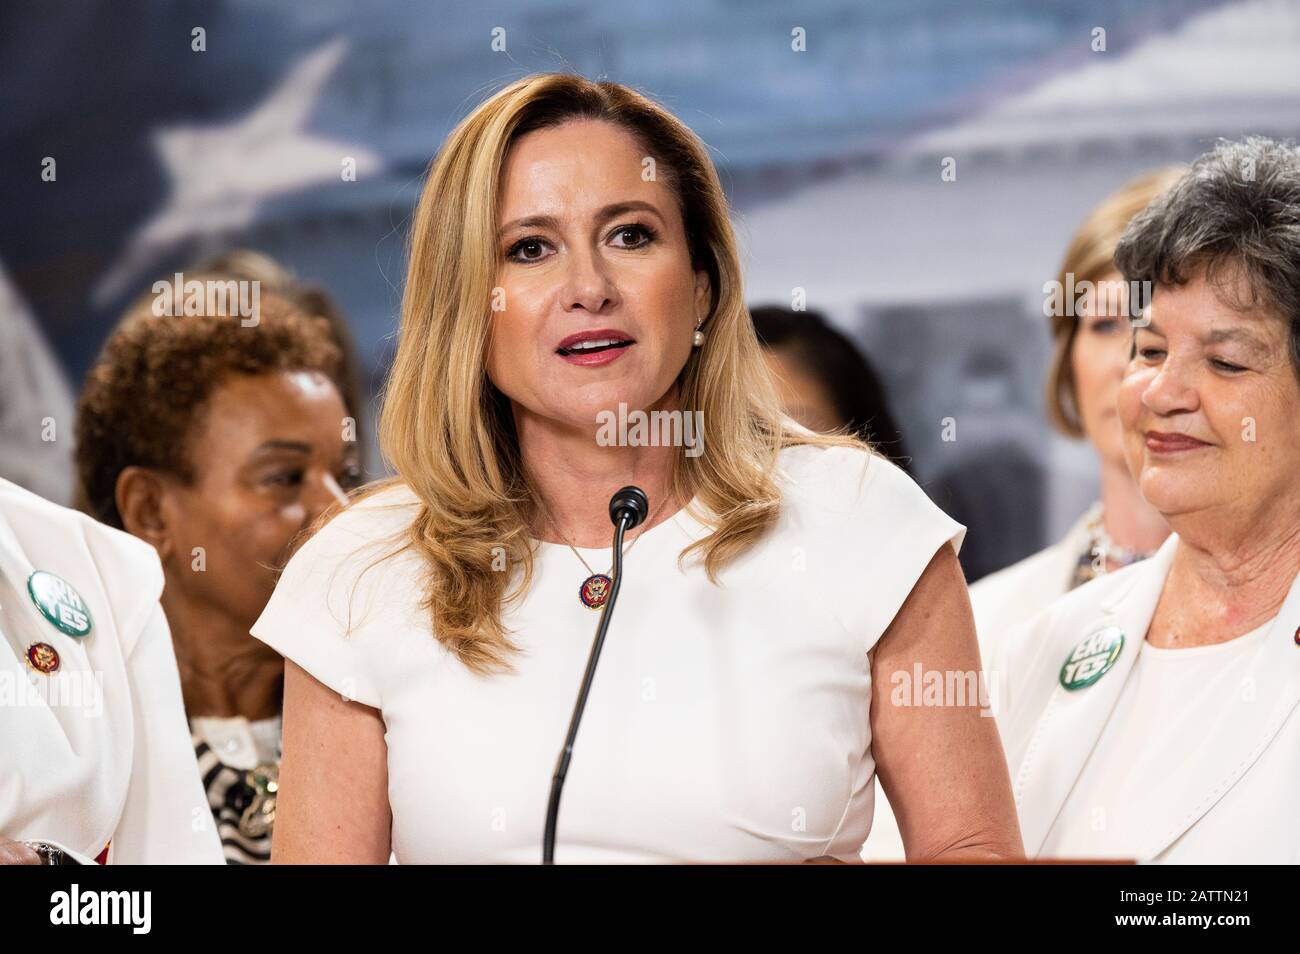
[993,534,1300,863]
[0,478,222,863]
[970,506,1095,665]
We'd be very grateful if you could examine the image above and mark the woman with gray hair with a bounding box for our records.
[995,137,1300,863]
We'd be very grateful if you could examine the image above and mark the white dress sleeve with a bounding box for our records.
[250,503,399,709]
[821,450,967,650]
[111,604,224,864]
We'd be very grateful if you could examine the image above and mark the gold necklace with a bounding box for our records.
[1071,502,1154,587]
[536,493,672,610]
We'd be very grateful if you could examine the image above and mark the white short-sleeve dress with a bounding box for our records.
[251,443,964,863]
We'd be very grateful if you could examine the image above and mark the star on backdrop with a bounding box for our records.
[92,38,383,305]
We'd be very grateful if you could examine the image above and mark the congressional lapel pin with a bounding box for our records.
[25,641,61,675]
[27,570,93,638]
[1060,625,1125,691]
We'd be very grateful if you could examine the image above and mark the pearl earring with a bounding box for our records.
[692,325,705,347]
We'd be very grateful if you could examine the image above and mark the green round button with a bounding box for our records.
[1060,626,1124,691]
[27,570,93,638]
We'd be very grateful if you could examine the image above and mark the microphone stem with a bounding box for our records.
[542,514,631,865]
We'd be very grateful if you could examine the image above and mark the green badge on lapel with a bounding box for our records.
[1060,626,1124,690]
[27,570,93,638]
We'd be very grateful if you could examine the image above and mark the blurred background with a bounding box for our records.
[3,0,1298,580]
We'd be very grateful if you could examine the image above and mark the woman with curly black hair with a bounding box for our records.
[75,272,362,863]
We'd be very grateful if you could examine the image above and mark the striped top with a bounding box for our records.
[191,716,282,865]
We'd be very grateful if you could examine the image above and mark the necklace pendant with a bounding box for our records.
[579,573,613,609]
[236,762,279,839]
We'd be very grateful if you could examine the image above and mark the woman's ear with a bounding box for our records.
[693,268,711,326]
[115,466,175,560]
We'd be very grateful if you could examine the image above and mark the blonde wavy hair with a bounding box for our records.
[1045,166,1186,437]
[367,72,863,675]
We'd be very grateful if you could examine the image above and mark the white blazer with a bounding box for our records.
[970,506,1094,664]
[0,478,222,863]
[994,534,1300,863]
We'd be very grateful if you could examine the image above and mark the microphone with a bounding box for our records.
[542,485,648,864]
[609,486,649,531]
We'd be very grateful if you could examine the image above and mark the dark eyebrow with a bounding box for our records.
[252,439,313,456]
[1206,327,1269,355]
[498,201,663,238]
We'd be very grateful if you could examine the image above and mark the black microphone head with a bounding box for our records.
[609,486,649,529]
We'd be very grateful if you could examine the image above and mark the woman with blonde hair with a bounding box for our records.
[251,73,1021,863]
[969,168,1184,658]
